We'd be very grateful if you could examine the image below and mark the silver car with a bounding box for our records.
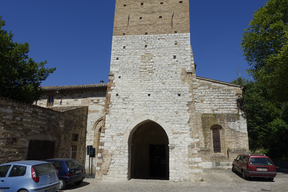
[0,160,59,192]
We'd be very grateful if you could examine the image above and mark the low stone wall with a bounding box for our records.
[0,97,87,164]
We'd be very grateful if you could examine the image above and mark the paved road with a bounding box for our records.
[62,169,288,192]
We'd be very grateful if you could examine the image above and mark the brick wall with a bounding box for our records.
[113,0,190,36]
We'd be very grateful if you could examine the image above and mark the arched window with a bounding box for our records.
[212,128,221,153]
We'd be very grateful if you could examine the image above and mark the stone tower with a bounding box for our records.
[96,0,203,181]
[31,0,249,182]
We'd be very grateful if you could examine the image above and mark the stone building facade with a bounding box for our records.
[0,97,87,165]
[34,0,248,182]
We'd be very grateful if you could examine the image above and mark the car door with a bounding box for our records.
[238,156,245,172]
[234,155,241,173]
[0,165,12,191]
[5,165,28,192]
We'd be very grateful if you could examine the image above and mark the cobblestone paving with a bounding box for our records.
[62,169,288,192]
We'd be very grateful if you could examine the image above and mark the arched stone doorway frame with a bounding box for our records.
[210,124,227,156]
[92,116,104,155]
[90,116,104,175]
[123,115,175,180]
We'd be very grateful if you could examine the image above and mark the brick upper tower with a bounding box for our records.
[113,0,190,36]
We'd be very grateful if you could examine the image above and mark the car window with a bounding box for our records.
[236,156,241,161]
[239,156,243,162]
[65,160,82,169]
[33,163,56,176]
[9,165,26,177]
[0,165,11,177]
[50,161,62,170]
[243,156,248,164]
[249,158,274,166]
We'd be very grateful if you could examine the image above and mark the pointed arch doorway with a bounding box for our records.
[129,121,169,180]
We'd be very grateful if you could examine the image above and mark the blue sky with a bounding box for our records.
[0,0,268,86]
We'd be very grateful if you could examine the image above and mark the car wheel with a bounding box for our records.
[59,179,66,190]
[18,190,28,192]
[242,170,247,180]
[268,178,274,181]
[232,165,236,173]
[74,179,83,186]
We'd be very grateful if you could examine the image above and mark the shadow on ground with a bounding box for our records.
[232,169,275,182]
[60,181,90,191]
[276,167,288,174]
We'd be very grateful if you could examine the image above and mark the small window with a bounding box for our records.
[145,45,147,48]
[123,33,126,35]
[160,2,163,4]
[141,3,144,5]
[175,41,178,45]
[72,134,79,141]
[123,4,126,7]
[47,96,54,106]
[174,31,177,33]
[213,128,221,153]
[9,165,26,177]
[178,94,181,96]
[116,94,119,96]
[148,94,151,96]
[119,76,121,78]
[123,46,126,49]
[116,57,119,60]
[173,55,176,59]
[159,16,162,18]
[145,32,148,35]
[0,165,11,177]
[140,17,142,20]
[179,1,183,3]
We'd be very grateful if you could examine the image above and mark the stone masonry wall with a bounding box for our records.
[192,78,248,169]
[193,77,243,114]
[36,87,106,173]
[0,97,87,164]
[58,107,88,164]
[98,32,203,182]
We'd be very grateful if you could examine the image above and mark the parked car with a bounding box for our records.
[45,158,86,190]
[0,160,59,192]
[232,154,277,181]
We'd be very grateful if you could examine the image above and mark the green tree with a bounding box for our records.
[232,78,288,160]
[241,0,288,102]
[0,16,55,103]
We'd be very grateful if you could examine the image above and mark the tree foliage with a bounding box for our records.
[0,16,56,103]
[232,78,288,160]
[241,0,288,102]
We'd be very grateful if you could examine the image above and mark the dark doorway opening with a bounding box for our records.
[150,145,167,178]
[27,140,55,160]
[129,121,169,180]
